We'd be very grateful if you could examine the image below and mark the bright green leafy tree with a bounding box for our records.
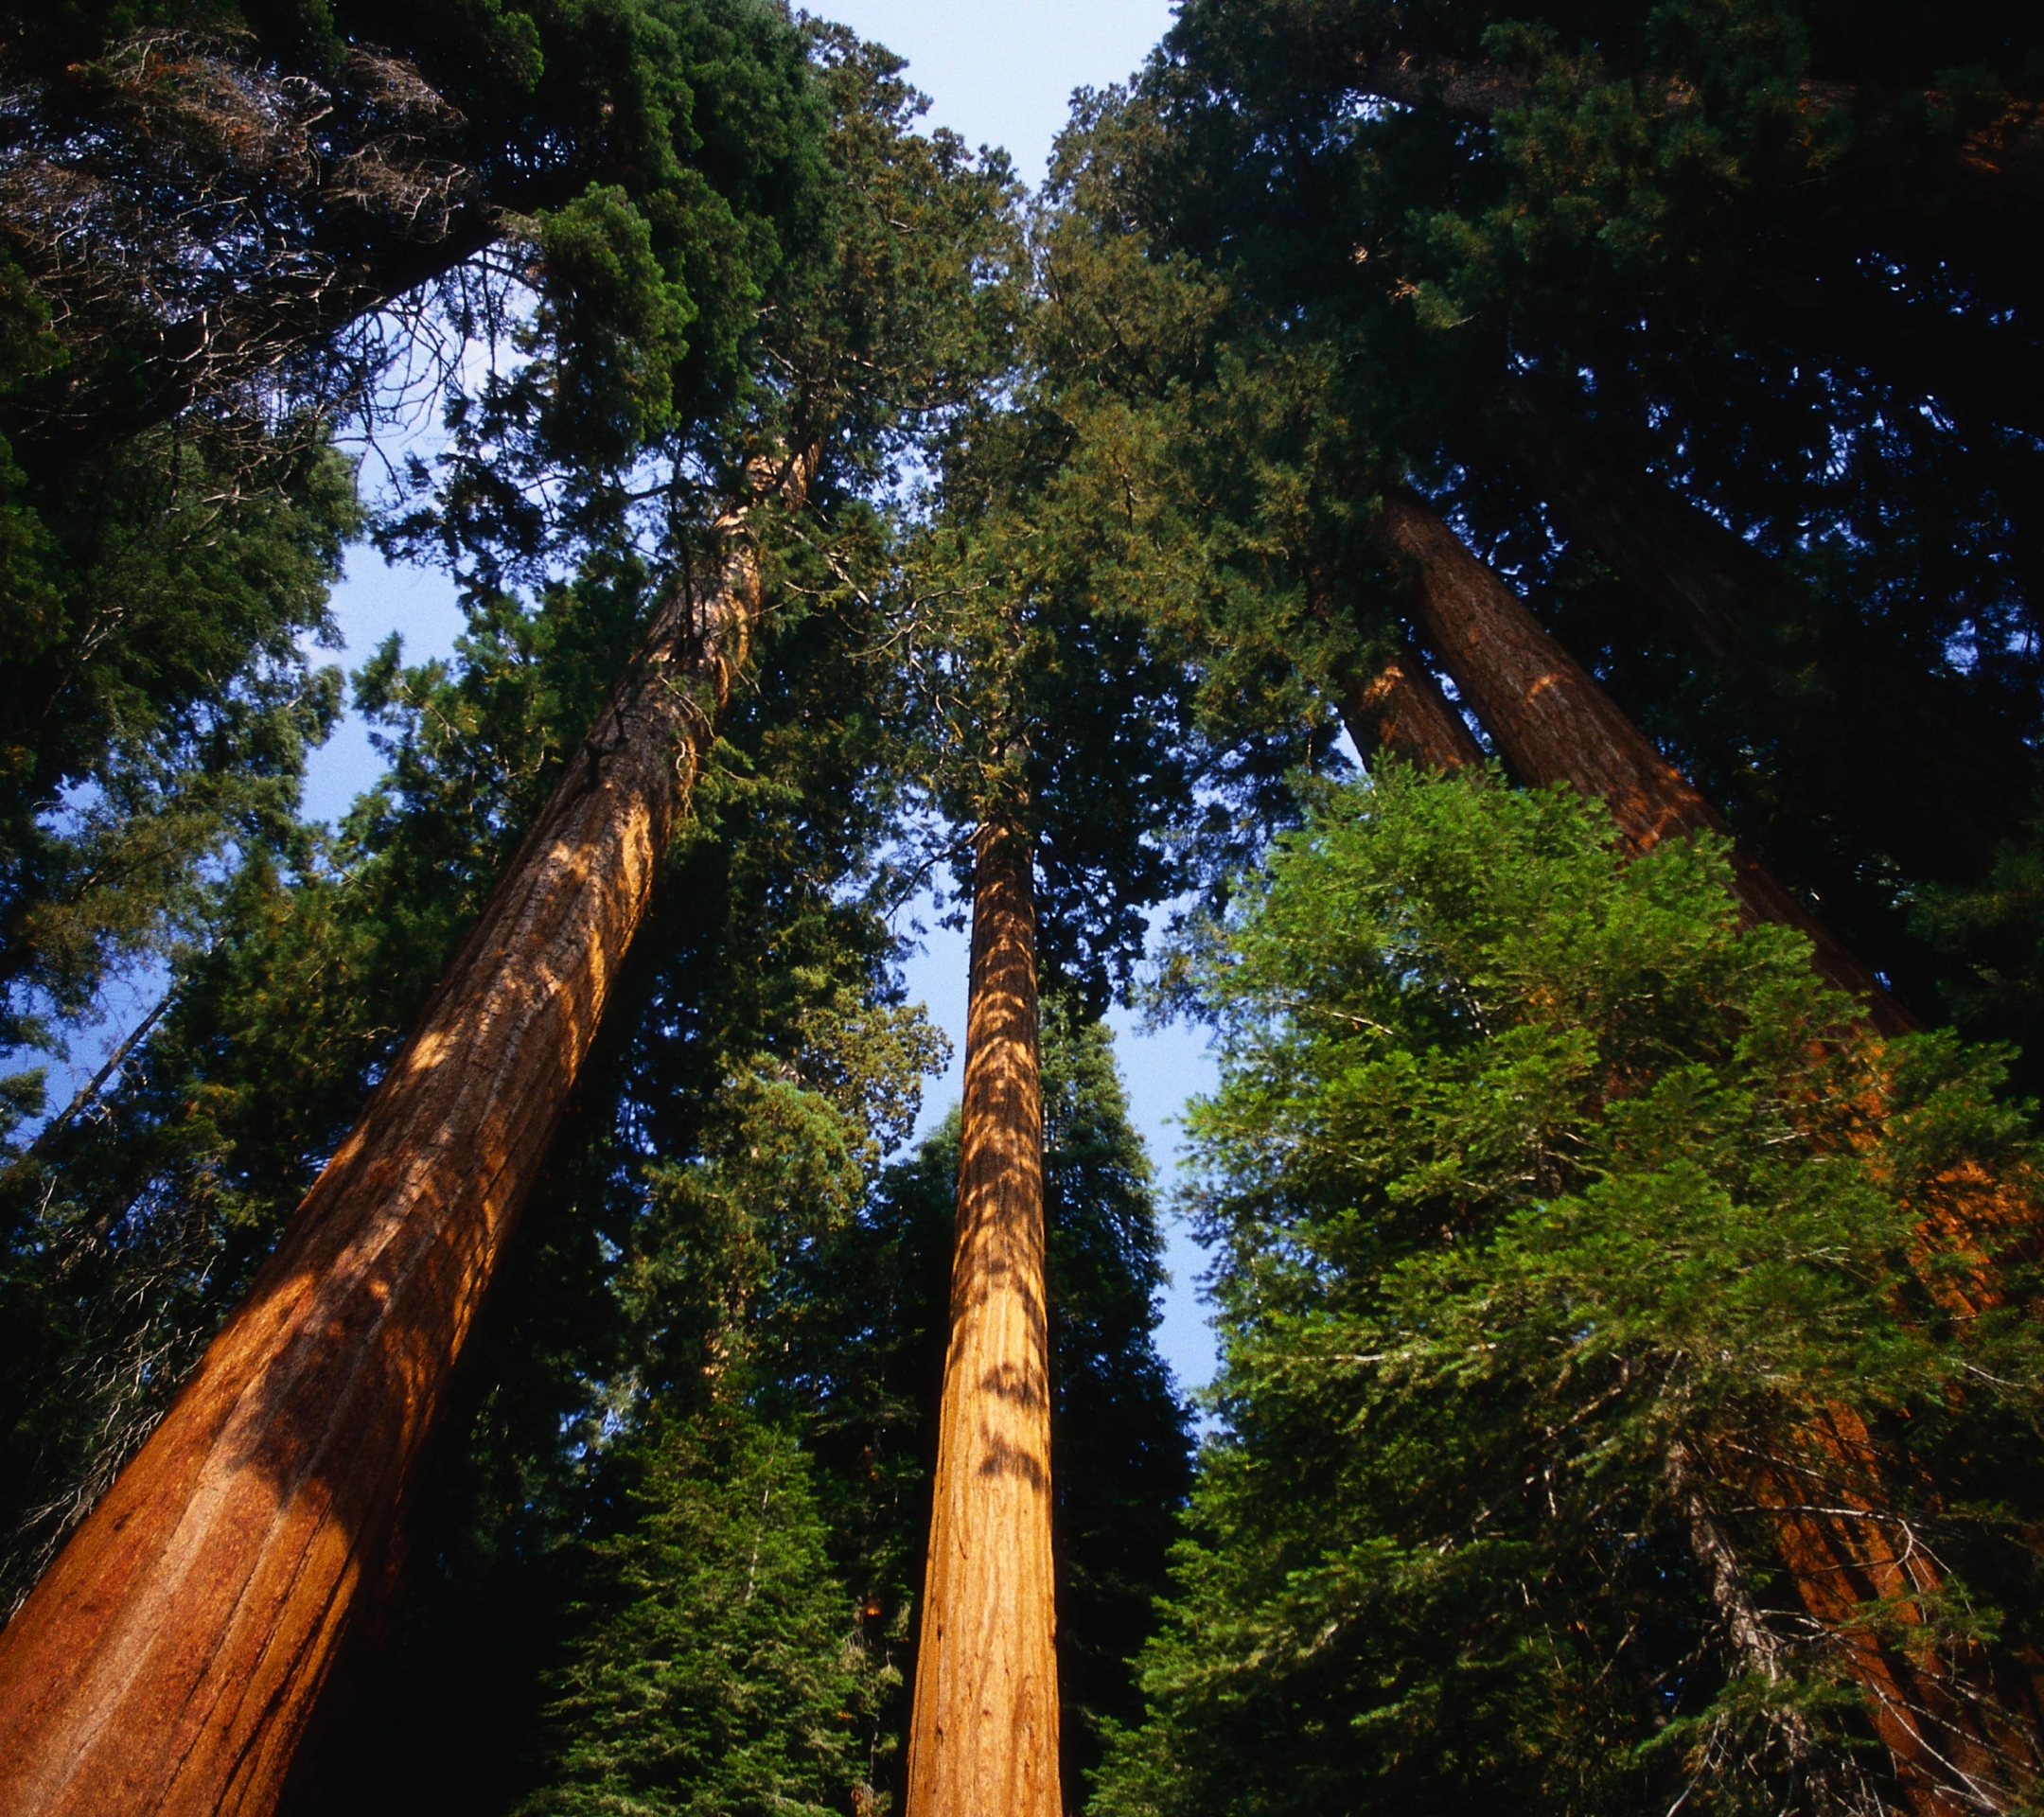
[1100,767,2044,1816]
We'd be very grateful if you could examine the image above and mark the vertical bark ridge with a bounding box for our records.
[0,473,799,1817]
[1378,487,1915,1036]
[906,819,1062,1817]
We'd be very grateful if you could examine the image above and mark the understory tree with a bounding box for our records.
[1101,766,2044,1817]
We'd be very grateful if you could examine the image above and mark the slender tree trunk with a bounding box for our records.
[1663,1440,1882,1817]
[0,472,800,1817]
[1338,640,1484,771]
[1377,487,1916,1036]
[907,819,1062,1817]
[1497,385,2036,884]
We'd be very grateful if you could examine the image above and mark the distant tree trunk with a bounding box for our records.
[1339,641,1484,771]
[1497,385,2036,885]
[1727,1407,2044,1817]
[0,466,805,1817]
[907,819,1062,1817]
[1376,487,1916,1035]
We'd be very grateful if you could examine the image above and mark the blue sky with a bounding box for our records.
[297,0,1227,1389]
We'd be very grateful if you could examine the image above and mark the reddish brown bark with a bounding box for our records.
[906,820,1061,1817]
[1340,641,1484,771]
[1713,1407,2044,1816]
[1377,487,1915,1036]
[0,477,798,1817]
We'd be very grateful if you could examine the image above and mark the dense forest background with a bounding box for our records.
[5,0,2044,1811]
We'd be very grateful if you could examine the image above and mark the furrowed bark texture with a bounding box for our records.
[906,820,1062,1817]
[1378,488,1915,1036]
[1499,388,2033,883]
[0,500,777,1817]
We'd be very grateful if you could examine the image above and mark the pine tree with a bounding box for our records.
[516,1410,877,1817]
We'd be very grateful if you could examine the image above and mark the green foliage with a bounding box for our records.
[1019,0,2044,1058]
[516,1410,877,1817]
[0,417,358,1054]
[1099,767,2044,1815]
[896,201,1324,1004]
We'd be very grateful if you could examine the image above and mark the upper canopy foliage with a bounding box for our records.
[999,0,2044,1060]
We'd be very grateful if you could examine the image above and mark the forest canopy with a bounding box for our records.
[3,0,2044,1814]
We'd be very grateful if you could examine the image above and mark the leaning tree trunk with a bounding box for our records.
[1374,492,2044,1809]
[906,819,1062,1817]
[1498,385,2035,885]
[1377,487,1916,1036]
[1338,640,1484,771]
[0,470,800,1817]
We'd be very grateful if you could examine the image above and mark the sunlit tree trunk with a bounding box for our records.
[1377,487,1915,1035]
[906,818,1062,1817]
[0,469,803,1817]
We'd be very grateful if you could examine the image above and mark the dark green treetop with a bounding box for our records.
[1022,1,2044,1050]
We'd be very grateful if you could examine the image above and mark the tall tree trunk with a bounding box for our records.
[1706,1408,2044,1817]
[1377,492,2044,1809]
[1497,385,2036,885]
[1338,640,1484,771]
[906,820,1062,1817]
[0,471,801,1817]
[1377,487,1916,1036]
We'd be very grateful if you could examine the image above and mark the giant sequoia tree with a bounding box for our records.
[0,18,1016,1812]
[8,0,2044,1810]
[891,338,1259,1813]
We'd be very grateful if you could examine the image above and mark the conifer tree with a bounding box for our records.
[1099,767,2044,1817]
[891,253,1278,1801]
[1045,0,2044,1046]
[1373,487,1910,1031]
[907,815,1062,1817]
[0,27,1016,1811]
[515,1413,877,1816]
